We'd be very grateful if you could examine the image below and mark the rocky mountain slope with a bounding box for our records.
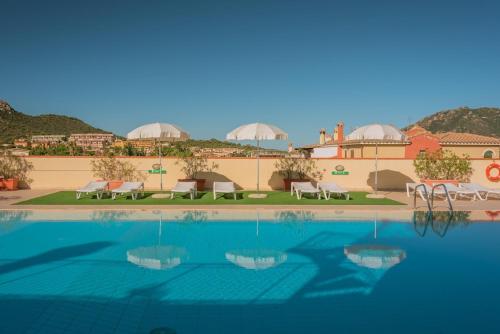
[0,100,109,143]
[404,107,500,137]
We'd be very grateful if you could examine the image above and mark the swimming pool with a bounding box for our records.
[0,210,498,333]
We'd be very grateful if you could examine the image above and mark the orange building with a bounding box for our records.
[31,135,66,148]
[13,138,29,148]
[69,133,114,151]
[404,126,441,158]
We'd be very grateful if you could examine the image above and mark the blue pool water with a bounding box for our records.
[0,210,499,333]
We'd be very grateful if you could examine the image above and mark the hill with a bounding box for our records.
[404,107,500,138]
[0,100,110,144]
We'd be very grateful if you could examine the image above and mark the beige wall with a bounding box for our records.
[343,144,406,158]
[25,157,499,191]
[444,145,500,159]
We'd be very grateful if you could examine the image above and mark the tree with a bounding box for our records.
[413,149,473,181]
[90,155,145,181]
[274,156,322,180]
[175,154,218,179]
[0,152,34,185]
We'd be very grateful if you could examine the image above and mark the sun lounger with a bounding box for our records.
[293,182,321,200]
[459,183,500,200]
[406,182,418,197]
[213,182,236,200]
[171,181,197,200]
[435,183,477,200]
[434,183,477,201]
[317,182,350,200]
[418,183,476,201]
[76,181,108,200]
[111,182,144,200]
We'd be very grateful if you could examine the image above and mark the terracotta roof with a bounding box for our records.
[404,126,431,138]
[435,132,500,145]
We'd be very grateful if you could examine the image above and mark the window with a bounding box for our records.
[483,150,495,159]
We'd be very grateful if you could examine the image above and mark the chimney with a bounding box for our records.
[336,122,344,159]
[336,122,344,143]
[319,128,326,145]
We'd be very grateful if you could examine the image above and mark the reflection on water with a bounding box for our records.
[127,216,188,270]
[0,210,497,333]
[225,249,287,270]
[344,245,406,269]
[90,210,132,222]
[0,210,32,223]
[274,210,316,223]
[127,245,188,270]
[413,211,471,238]
[177,210,209,223]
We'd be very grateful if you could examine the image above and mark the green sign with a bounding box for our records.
[332,171,349,175]
[148,169,166,174]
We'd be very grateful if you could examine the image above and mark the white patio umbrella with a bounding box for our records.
[127,122,190,141]
[226,123,288,192]
[345,124,406,195]
[127,122,190,190]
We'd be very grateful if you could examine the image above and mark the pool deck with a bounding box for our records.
[0,189,498,212]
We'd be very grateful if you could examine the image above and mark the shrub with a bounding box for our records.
[176,155,218,179]
[274,156,322,180]
[295,158,322,180]
[90,156,145,181]
[274,156,297,180]
[413,150,473,181]
[0,152,34,184]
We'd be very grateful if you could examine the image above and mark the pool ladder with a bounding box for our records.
[413,183,453,212]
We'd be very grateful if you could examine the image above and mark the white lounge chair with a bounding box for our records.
[293,182,321,200]
[317,182,350,200]
[76,181,108,200]
[171,181,197,200]
[213,182,237,200]
[418,183,476,201]
[435,183,477,201]
[459,183,500,200]
[111,182,144,200]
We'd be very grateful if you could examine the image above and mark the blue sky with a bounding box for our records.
[1,0,500,148]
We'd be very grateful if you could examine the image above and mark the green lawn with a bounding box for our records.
[16,191,403,205]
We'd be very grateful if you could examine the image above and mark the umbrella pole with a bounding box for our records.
[375,143,378,194]
[159,141,163,191]
[256,139,260,192]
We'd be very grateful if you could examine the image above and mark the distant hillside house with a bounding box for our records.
[299,124,500,159]
[8,148,30,156]
[191,147,246,158]
[69,133,114,152]
[13,138,29,148]
[113,138,157,154]
[31,135,66,148]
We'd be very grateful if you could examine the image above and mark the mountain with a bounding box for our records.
[0,100,110,144]
[404,107,500,138]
